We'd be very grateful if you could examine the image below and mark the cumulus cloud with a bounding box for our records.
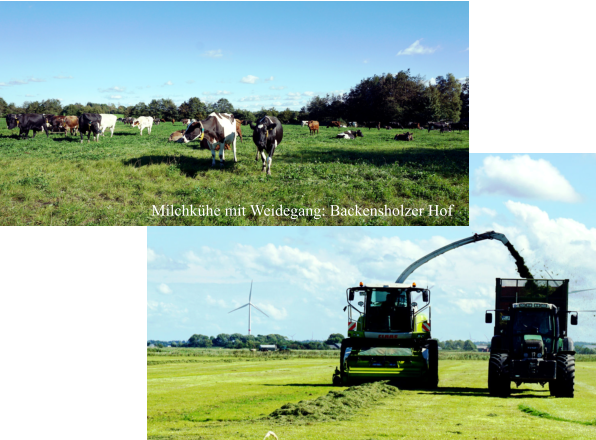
[203,90,232,96]
[158,283,173,294]
[264,76,274,82]
[241,75,259,84]
[474,155,581,202]
[470,206,497,222]
[28,77,45,82]
[206,295,227,308]
[99,86,126,93]
[270,86,285,90]
[256,303,287,320]
[164,80,173,86]
[9,80,28,85]
[304,91,314,96]
[110,95,122,99]
[239,94,280,102]
[397,39,438,56]
[202,49,223,58]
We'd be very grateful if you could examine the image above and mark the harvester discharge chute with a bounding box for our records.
[333,231,510,388]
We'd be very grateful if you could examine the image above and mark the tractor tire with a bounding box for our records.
[554,354,575,398]
[549,381,557,396]
[488,353,511,397]
[426,339,439,388]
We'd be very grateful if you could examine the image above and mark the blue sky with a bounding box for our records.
[1,1,469,111]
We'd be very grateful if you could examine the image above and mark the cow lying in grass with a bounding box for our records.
[394,132,413,141]
[336,130,363,139]
[168,130,185,142]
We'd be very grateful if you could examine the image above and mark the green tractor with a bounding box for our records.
[485,278,579,398]
[332,231,511,387]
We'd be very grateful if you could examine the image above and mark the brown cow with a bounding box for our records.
[168,130,185,142]
[394,132,413,141]
[308,120,319,135]
[172,119,176,125]
[327,121,341,128]
[47,115,66,133]
[235,119,243,142]
[61,116,79,136]
[181,118,190,125]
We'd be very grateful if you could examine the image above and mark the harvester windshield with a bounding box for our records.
[365,288,413,332]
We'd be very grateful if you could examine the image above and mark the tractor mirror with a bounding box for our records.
[571,314,578,325]
[485,312,492,324]
[348,291,354,301]
[422,291,429,302]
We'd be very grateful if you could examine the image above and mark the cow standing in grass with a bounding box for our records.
[6,114,50,139]
[180,113,237,168]
[250,116,283,176]
[132,116,154,135]
[61,116,79,136]
[99,114,118,137]
[308,120,319,135]
[79,113,102,143]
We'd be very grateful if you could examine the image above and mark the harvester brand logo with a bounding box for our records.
[348,322,357,331]
[422,322,431,332]
[378,334,400,339]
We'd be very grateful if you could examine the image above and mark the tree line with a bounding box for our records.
[1,70,468,125]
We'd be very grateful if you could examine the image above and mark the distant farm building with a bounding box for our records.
[259,344,277,352]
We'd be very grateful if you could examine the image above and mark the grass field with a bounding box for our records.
[147,351,596,440]
[0,120,468,225]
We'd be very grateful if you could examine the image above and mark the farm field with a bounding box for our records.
[0,120,468,226]
[147,351,596,440]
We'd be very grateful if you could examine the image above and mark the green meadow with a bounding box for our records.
[147,350,596,440]
[0,120,468,225]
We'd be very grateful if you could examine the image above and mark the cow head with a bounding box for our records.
[6,114,19,130]
[180,121,204,143]
[355,130,363,137]
[251,121,276,148]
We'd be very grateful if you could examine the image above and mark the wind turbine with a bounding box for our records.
[228,280,269,335]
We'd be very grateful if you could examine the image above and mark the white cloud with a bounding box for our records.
[158,283,173,295]
[304,91,314,96]
[264,76,274,82]
[186,80,196,84]
[147,248,157,262]
[99,86,126,93]
[450,298,492,314]
[9,80,28,85]
[397,39,438,56]
[206,295,227,308]
[203,90,232,96]
[25,94,35,97]
[474,155,581,202]
[202,49,223,58]
[256,303,287,320]
[470,206,497,222]
[110,95,122,99]
[269,86,285,90]
[28,77,45,82]
[241,75,259,84]
[164,80,173,86]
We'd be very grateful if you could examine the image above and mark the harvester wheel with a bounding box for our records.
[426,339,439,388]
[488,353,510,397]
[554,354,575,398]
[548,381,557,396]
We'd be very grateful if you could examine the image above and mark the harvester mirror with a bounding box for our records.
[485,312,492,324]
[358,301,364,307]
[349,291,355,301]
[412,302,418,307]
[422,291,429,302]
[571,314,578,325]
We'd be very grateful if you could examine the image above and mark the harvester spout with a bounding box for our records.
[396,231,509,283]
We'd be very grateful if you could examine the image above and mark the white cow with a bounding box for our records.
[132,116,154,135]
[349,122,358,127]
[99,114,118,137]
[301,120,309,126]
[180,113,237,167]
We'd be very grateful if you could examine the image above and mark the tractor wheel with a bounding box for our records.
[426,339,439,388]
[488,353,511,397]
[555,354,575,398]
[549,381,557,396]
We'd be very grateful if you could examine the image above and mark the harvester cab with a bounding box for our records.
[485,278,578,398]
[332,282,438,387]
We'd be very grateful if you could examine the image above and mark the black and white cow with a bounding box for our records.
[336,130,363,139]
[250,116,283,175]
[428,122,450,132]
[78,113,103,143]
[5,114,50,139]
[179,112,237,167]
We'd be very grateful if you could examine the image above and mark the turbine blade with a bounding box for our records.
[228,303,249,313]
[570,288,596,294]
[249,280,253,302]
[250,303,269,317]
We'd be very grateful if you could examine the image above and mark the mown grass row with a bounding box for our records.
[0,121,468,225]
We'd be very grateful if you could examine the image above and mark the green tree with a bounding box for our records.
[436,73,463,122]
[460,77,469,122]
[210,98,234,114]
[325,333,345,344]
[187,334,213,348]
[0,97,7,117]
[463,340,477,351]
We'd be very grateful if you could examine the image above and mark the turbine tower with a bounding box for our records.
[228,280,269,335]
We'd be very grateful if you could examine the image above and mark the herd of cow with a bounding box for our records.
[3,112,467,176]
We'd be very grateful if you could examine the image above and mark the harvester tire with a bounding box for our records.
[426,339,439,388]
[488,353,511,397]
[554,354,575,398]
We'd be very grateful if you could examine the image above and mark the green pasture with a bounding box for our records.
[0,120,468,225]
[147,351,596,440]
